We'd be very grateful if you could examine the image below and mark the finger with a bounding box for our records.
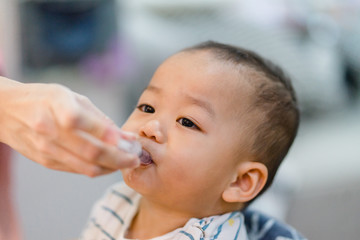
[46,162,78,174]
[51,93,113,142]
[75,94,120,143]
[74,109,110,140]
[58,154,116,177]
[41,143,116,177]
[57,129,140,170]
[98,143,141,169]
[76,95,135,145]
[118,130,138,141]
[71,109,120,145]
[49,156,115,177]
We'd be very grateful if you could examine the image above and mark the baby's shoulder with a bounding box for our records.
[242,209,307,240]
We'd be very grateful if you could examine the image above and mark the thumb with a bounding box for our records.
[75,111,120,145]
[73,92,119,144]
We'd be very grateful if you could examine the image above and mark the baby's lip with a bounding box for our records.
[139,149,154,166]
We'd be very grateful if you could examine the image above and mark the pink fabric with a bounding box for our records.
[0,144,20,240]
[0,56,20,239]
[0,55,3,73]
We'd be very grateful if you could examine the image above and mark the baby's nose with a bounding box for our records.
[139,120,165,143]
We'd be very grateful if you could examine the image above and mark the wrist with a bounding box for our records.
[0,77,24,143]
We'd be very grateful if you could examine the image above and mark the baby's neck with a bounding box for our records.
[125,199,191,239]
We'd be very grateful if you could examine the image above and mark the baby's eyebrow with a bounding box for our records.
[183,93,215,118]
[144,84,215,117]
[144,85,161,93]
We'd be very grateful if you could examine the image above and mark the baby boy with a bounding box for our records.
[80,41,300,240]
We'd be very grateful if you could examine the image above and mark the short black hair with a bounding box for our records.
[184,41,300,199]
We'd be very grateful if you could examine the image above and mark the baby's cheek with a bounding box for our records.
[163,159,204,187]
[163,142,209,181]
[121,112,139,131]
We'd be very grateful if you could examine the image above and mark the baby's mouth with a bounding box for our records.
[139,149,154,166]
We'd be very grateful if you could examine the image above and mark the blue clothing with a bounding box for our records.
[242,209,306,240]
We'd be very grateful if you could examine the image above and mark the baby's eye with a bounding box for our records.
[137,104,155,113]
[177,118,200,130]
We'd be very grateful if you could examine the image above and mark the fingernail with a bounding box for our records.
[94,166,103,175]
[130,158,140,168]
[87,166,102,178]
[120,130,137,140]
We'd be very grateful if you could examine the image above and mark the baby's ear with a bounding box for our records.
[222,162,268,203]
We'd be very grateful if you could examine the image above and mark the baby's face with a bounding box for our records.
[121,51,255,216]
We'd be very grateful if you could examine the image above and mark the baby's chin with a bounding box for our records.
[121,167,157,195]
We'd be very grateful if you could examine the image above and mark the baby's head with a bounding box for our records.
[121,41,299,217]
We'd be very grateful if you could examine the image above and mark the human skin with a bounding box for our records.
[0,77,140,177]
[121,50,267,239]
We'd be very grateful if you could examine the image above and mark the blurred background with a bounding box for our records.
[1,0,359,239]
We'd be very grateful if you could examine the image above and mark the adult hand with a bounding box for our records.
[0,77,139,177]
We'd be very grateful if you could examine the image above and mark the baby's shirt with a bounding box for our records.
[80,182,248,240]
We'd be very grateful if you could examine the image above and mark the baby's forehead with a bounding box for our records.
[164,51,257,95]
[168,50,255,81]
